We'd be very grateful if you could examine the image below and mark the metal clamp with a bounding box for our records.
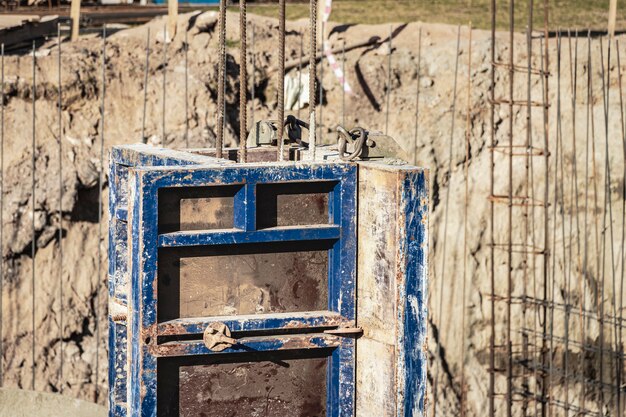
[203,322,237,352]
[337,126,369,161]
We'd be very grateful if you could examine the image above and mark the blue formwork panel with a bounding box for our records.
[108,144,428,417]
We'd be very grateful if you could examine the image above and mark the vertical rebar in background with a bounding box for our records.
[564,29,580,415]
[318,21,324,145]
[413,27,422,165]
[342,38,345,127]
[523,2,536,413]
[161,24,167,144]
[141,27,150,143]
[599,34,619,415]
[31,40,36,392]
[297,33,303,121]
[95,25,106,403]
[614,39,626,417]
[460,24,472,417]
[505,2,514,415]
[277,0,285,161]
[488,0,496,414]
[432,25,461,417]
[216,0,227,158]
[0,43,4,389]
[184,28,189,148]
[308,0,317,159]
[250,26,255,132]
[581,31,591,413]
[239,0,247,162]
[57,23,64,392]
[385,24,392,136]
[548,34,562,416]
[538,33,550,417]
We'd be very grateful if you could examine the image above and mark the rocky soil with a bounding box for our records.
[0,11,624,416]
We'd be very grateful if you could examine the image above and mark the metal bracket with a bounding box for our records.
[323,326,363,337]
[203,322,237,352]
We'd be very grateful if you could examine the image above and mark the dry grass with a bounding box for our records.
[225,0,626,31]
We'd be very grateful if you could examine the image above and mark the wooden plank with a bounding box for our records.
[608,0,617,39]
[70,0,80,41]
[355,161,429,417]
[167,0,178,41]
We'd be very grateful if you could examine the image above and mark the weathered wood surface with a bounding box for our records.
[356,161,429,417]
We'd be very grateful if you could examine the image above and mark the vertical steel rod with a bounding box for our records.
[184,28,189,148]
[413,27,422,165]
[580,31,593,410]
[250,26,255,133]
[31,40,36,392]
[57,23,64,392]
[277,0,286,161]
[523,3,535,413]
[385,24,392,136]
[460,23,472,417]
[0,43,4,389]
[239,0,247,162]
[318,21,324,145]
[614,39,626,417]
[95,25,106,403]
[538,33,550,417]
[308,0,317,159]
[433,25,461,417]
[141,27,150,143]
[506,2,515,414]
[342,38,345,127]
[297,33,303,121]
[216,0,227,158]
[161,24,167,144]
[616,38,625,417]
[488,0,497,413]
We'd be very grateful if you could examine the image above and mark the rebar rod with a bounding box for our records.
[460,23,472,417]
[581,30,592,413]
[385,24,392,136]
[548,32,563,416]
[95,25,106,402]
[433,25,461,417]
[277,0,285,161]
[0,43,4,389]
[216,0,227,158]
[184,28,189,148]
[616,38,625,417]
[488,0,497,414]
[141,27,150,144]
[239,0,247,162]
[31,40,36,392]
[57,23,64,392]
[598,34,619,415]
[161,24,167,144]
[413,27,422,166]
[342,38,345,127]
[250,25,251,133]
[308,0,317,159]
[564,29,580,415]
[540,4,550,416]
[318,21,324,145]
[506,2,515,415]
